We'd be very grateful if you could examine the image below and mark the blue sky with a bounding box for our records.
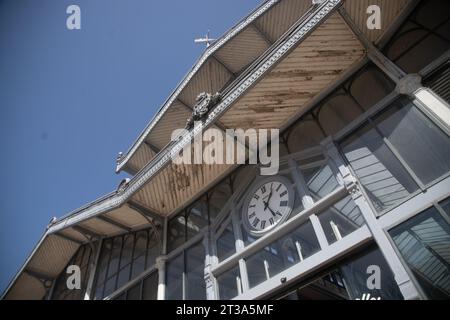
[0,0,261,294]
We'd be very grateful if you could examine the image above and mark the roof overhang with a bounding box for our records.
[3,0,419,300]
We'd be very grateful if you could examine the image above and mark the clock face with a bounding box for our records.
[242,177,294,237]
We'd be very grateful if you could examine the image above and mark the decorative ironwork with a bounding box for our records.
[186,92,221,129]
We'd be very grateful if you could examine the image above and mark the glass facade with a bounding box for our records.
[341,97,450,214]
[93,227,161,299]
[383,0,450,74]
[114,271,159,300]
[390,203,450,299]
[47,0,450,301]
[278,246,403,300]
[165,241,206,300]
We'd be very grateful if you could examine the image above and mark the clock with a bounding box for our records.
[242,176,294,237]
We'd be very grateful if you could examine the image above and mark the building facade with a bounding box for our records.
[3,0,450,300]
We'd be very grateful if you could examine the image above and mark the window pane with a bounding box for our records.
[439,197,450,218]
[216,220,236,262]
[390,207,450,299]
[384,0,450,73]
[246,251,270,288]
[318,196,364,245]
[146,230,160,269]
[168,213,186,253]
[245,221,321,289]
[166,254,184,300]
[302,164,340,200]
[395,34,449,73]
[186,198,208,240]
[107,237,122,279]
[186,243,206,300]
[131,255,145,279]
[127,282,142,300]
[95,239,112,290]
[103,277,116,297]
[142,272,158,300]
[341,122,419,213]
[318,93,363,136]
[217,266,241,300]
[120,234,134,269]
[287,118,325,153]
[209,180,232,222]
[116,265,131,290]
[133,231,148,259]
[339,246,404,300]
[374,99,450,185]
[349,65,395,111]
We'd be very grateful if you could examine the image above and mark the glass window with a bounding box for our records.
[107,237,122,279]
[318,196,364,244]
[245,221,321,289]
[167,213,186,253]
[166,253,184,300]
[186,198,209,240]
[246,251,271,288]
[316,64,395,137]
[93,227,161,300]
[301,164,340,200]
[186,242,206,300]
[209,179,232,222]
[374,99,450,185]
[216,220,236,262]
[146,230,161,269]
[126,282,141,300]
[439,197,450,218]
[287,118,325,153]
[390,207,450,299]
[142,272,158,300]
[318,93,363,137]
[383,0,450,73]
[349,65,395,111]
[339,246,404,300]
[217,266,241,300]
[341,119,420,213]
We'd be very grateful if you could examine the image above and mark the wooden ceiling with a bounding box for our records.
[219,13,366,130]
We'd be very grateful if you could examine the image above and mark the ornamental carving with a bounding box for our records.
[186,92,221,129]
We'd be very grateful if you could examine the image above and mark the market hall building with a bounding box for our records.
[3,0,450,300]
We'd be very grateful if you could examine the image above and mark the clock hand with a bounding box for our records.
[267,206,277,217]
[264,184,274,211]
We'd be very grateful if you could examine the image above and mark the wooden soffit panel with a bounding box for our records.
[219,13,366,130]
[255,0,312,43]
[131,162,233,216]
[26,234,80,279]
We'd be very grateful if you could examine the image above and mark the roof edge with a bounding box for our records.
[115,0,280,173]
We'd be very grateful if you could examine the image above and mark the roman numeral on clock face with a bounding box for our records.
[260,220,266,229]
[252,218,260,228]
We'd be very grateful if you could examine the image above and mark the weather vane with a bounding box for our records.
[194,30,216,47]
